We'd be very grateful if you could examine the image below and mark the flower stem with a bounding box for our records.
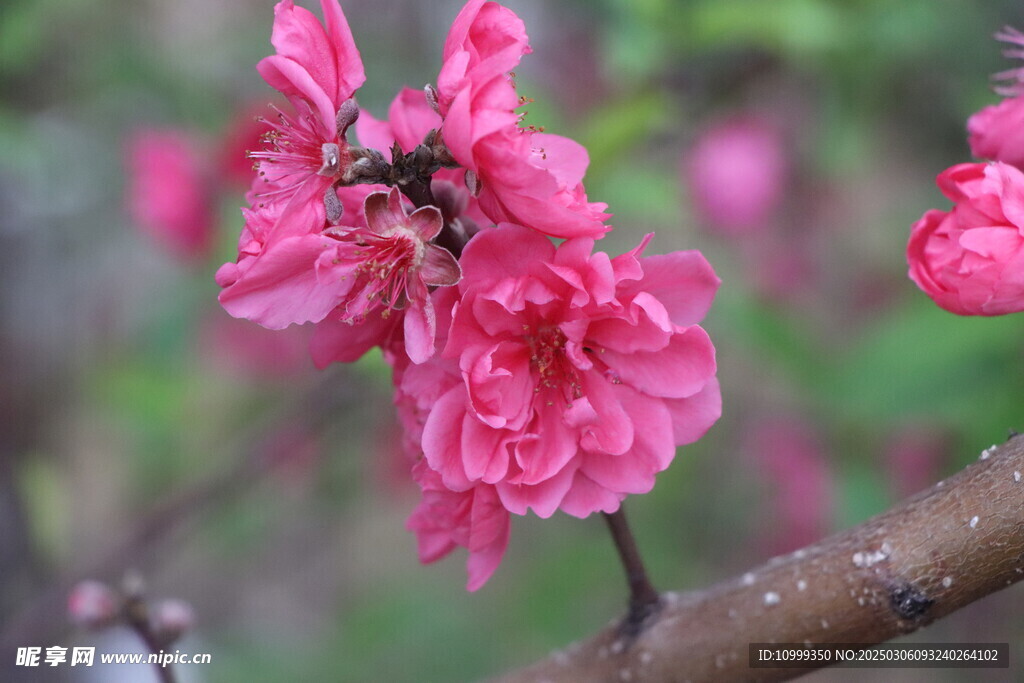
[602,506,662,634]
[123,592,177,683]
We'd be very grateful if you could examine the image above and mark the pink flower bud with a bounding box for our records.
[151,599,195,644]
[68,580,119,629]
[684,117,788,235]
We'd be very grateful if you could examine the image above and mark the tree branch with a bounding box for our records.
[492,435,1024,682]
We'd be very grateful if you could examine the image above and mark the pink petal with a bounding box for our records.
[461,414,511,483]
[559,472,623,518]
[663,378,723,445]
[577,369,634,455]
[218,235,353,329]
[600,325,716,399]
[422,386,475,491]
[421,245,463,287]
[580,387,675,494]
[513,399,579,485]
[630,251,721,327]
[309,310,399,367]
[403,298,437,364]
[409,205,444,241]
[257,55,336,134]
[465,485,511,591]
[495,462,576,518]
[459,223,556,292]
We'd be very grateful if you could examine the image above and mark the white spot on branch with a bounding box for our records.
[969,516,979,529]
[852,546,889,568]
[763,592,781,606]
[797,580,807,591]
[942,576,953,588]
[742,572,756,586]
[1014,471,1021,483]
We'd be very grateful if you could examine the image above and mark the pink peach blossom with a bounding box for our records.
[684,117,787,234]
[125,129,215,260]
[249,0,365,208]
[220,188,460,363]
[907,162,1024,315]
[435,0,610,239]
[420,224,721,519]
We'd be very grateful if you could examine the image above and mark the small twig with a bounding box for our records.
[123,587,177,683]
[602,507,662,635]
[0,368,357,654]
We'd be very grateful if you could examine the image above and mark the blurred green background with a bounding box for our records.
[1,0,1023,681]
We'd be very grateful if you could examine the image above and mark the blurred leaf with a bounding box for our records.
[686,0,847,56]
[824,303,1024,440]
[579,91,672,174]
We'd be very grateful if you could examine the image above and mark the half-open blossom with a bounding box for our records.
[684,117,788,234]
[907,162,1024,315]
[249,0,366,207]
[420,224,721,519]
[435,0,610,239]
[125,129,215,261]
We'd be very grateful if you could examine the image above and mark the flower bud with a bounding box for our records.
[68,580,119,629]
[151,599,195,644]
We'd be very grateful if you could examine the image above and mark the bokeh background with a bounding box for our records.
[2,0,1024,681]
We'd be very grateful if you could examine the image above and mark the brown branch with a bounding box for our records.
[492,435,1024,683]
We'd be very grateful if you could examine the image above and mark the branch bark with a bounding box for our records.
[492,435,1024,683]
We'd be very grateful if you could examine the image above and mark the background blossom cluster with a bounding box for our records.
[216,0,721,589]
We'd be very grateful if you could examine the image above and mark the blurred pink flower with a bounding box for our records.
[218,102,277,188]
[201,310,311,378]
[421,224,721,519]
[684,117,788,235]
[745,419,832,556]
[68,580,119,629]
[908,162,1024,316]
[125,129,215,261]
[884,425,949,499]
[436,0,610,239]
[967,96,1024,170]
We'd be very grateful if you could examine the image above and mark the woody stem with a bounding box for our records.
[602,506,662,634]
